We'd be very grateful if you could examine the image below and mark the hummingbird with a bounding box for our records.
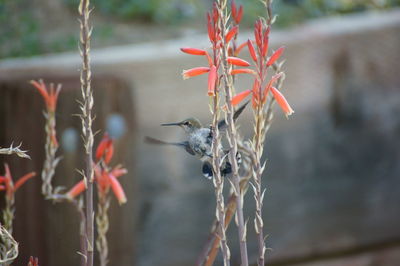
[145,102,248,179]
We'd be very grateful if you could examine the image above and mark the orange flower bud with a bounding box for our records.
[66,180,86,199]
[234,5,243,24]
[182,67,210,79]
[227,56,250,67]
[262,33,269,57]
[231,90,252,106]
[230,68,256,75]
[96,133,114,164]
[31,80,61,113]
[267,46,285,67]
[14,172,36,192]
[207,65,217,96]
[225,26,238,43]
[180,47,207,56]
[270,87,294,117]
[109,174,127,204]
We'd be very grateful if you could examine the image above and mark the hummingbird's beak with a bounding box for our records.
[161,122,182,127]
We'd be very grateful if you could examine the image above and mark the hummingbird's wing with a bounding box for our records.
[218,100,249,130]
[144,136,196,156]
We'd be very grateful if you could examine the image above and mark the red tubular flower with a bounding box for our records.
[267,47,285,66]
[227,56,250,67]
[96,133,114,164]
[231,0,237,21]
[231,90,252,106]
[28,256,39,266]
[225,26,238,43]
[14,172,36,192]
[66,180,86,199]
[30,80,61,112]
[182,67,210,79]
[230,69,256,75]
[0,164,36,199]
[247,39,258,62]
[231,0,243,24]
[270,87,294,117]
[180,47,207,56]
[67,164,128,204]
[208,65,217,96]
[109,174,127,205]
[236,6,243,24]
[254,20,263,48]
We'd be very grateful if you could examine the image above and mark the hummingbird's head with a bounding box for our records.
[161,117,202,134]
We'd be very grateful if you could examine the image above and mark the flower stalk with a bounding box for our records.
[78,0,95,265]
[217,1,249,265]
[208,4,231,265]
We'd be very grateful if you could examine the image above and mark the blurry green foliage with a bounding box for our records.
[1,0,399,58]
[66,0,400,26]
[0,0,41,57]
[240,0,400,27]
[65,0,200,23]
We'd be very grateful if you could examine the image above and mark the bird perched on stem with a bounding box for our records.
[145,102,248,179]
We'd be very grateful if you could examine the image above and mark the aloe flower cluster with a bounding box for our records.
[67,133,127,205]
[181,2,248,97]
[230,19,293,117]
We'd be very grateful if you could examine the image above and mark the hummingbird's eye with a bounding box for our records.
[184,121,190,126]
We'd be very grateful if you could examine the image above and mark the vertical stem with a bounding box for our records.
[96,195,110,266]
[211,92,230,266]
[79,0,94,265]
[253,2,276,264]
[217,1,248,265]
[1,196,14,266]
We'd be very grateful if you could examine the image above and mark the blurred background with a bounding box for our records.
[1,0,400,265]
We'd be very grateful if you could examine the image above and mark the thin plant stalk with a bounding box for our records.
[96,195,110,266]
[0,225,18,265]
[78,0,95,265]
[211,92,231,266]
[252,1,277,264]
[209,6,231,264]
[1,196,14,266]
[217,1,248,265]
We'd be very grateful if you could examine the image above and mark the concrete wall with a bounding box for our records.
[1,9,400,266]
